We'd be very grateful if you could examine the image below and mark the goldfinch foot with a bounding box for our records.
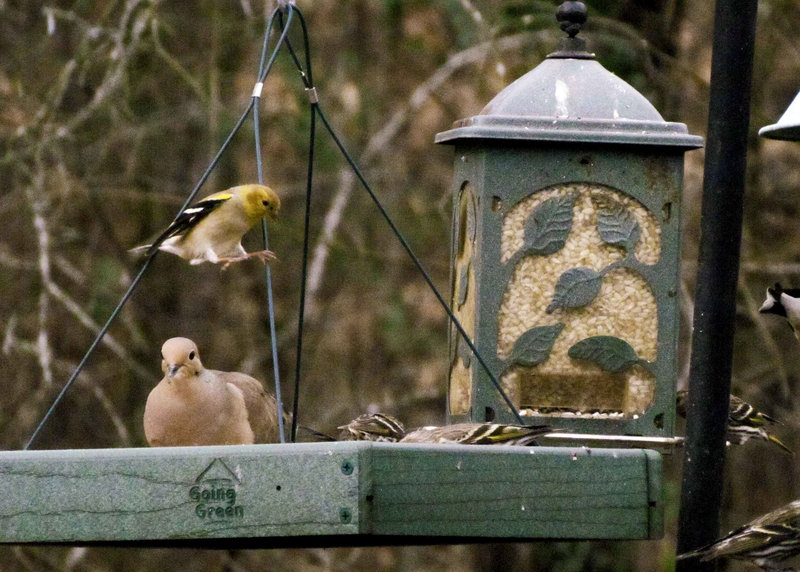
[220,249,277,270]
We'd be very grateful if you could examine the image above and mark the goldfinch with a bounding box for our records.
[400,422,553,446]
[760,283,800,341]
[338,413,406,442]
[144,337,280,446]
[134,184,280,268]
[676,390,791,454]
[677,499,800,569]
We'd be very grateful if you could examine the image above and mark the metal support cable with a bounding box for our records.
[313,104,524,425]
[23,7,290,449]
[252,6,295,444]
[276,7,316,442]
[281,3,523,425]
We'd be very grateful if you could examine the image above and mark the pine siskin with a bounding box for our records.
[676,390,791,454]
[338,414,553,446]
[338,413,406,442]
[677,499,800,570]
[400,422,552,446]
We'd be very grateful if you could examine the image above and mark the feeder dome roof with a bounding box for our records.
[436,23,702,149]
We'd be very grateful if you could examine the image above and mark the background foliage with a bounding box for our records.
[2,0,800,570]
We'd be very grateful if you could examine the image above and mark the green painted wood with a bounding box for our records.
[366,444,662,539]
[0,442,361,543]
[0,442,661,544]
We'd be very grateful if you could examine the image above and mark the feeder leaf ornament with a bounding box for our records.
[567,336,642,373]
[547,267,603,312]
[523,192,578,256]
[510,323,565,367]
[596,202,640,253]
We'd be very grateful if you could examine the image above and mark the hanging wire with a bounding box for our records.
[273,8,316,443]
[280,4,524,425]
[252,6,295,444]
[24,7,291,450]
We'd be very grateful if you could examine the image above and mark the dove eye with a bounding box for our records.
[189,350,195,360]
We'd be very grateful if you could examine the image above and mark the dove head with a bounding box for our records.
[161,337,204,379]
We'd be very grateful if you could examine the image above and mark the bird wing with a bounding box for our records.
[221,371,279,444]
[403,423,551,445]
[146,191,232,255]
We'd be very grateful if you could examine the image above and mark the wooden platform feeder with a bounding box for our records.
[0,3,699,547]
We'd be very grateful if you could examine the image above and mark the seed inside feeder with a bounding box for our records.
[497,183,660,416]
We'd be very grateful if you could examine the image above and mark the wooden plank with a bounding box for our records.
[0,443,362,543]
[366,444,662,539]
[0,442,661,544]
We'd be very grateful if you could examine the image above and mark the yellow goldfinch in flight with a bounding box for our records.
[144,337,280,446]
[134,184,280,268]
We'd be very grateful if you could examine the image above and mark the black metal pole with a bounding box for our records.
[676,1,758,569]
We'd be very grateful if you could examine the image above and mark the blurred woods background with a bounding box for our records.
[1,0,800,570]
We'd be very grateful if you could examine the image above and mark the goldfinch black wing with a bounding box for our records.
[146,192,232,255]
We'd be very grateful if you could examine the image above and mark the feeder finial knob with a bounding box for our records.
[556,2,588,39]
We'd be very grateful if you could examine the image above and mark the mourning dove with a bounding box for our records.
[132,184,280,268]
[144,337,279,446]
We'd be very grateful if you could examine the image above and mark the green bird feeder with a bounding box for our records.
[437,2,703,441]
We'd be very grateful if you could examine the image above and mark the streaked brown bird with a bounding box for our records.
[676,390,791,454]
[677,499,800,570]
[338,413,406,442]
[338,413,553,446]
[144,337,279,446]
[400,422,553,446]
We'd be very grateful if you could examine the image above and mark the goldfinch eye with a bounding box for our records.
[262,199,269,206]
[189,350,195,360]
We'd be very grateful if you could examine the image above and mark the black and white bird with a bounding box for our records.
[677,499,800,570]
[760,283,800,341]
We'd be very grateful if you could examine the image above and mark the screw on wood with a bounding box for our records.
[340,460,354,475]
[339,508,352,523]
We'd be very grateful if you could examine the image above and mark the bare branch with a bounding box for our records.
[307,32,550,316]
[45,280,150,380]
[25,171,54,388]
